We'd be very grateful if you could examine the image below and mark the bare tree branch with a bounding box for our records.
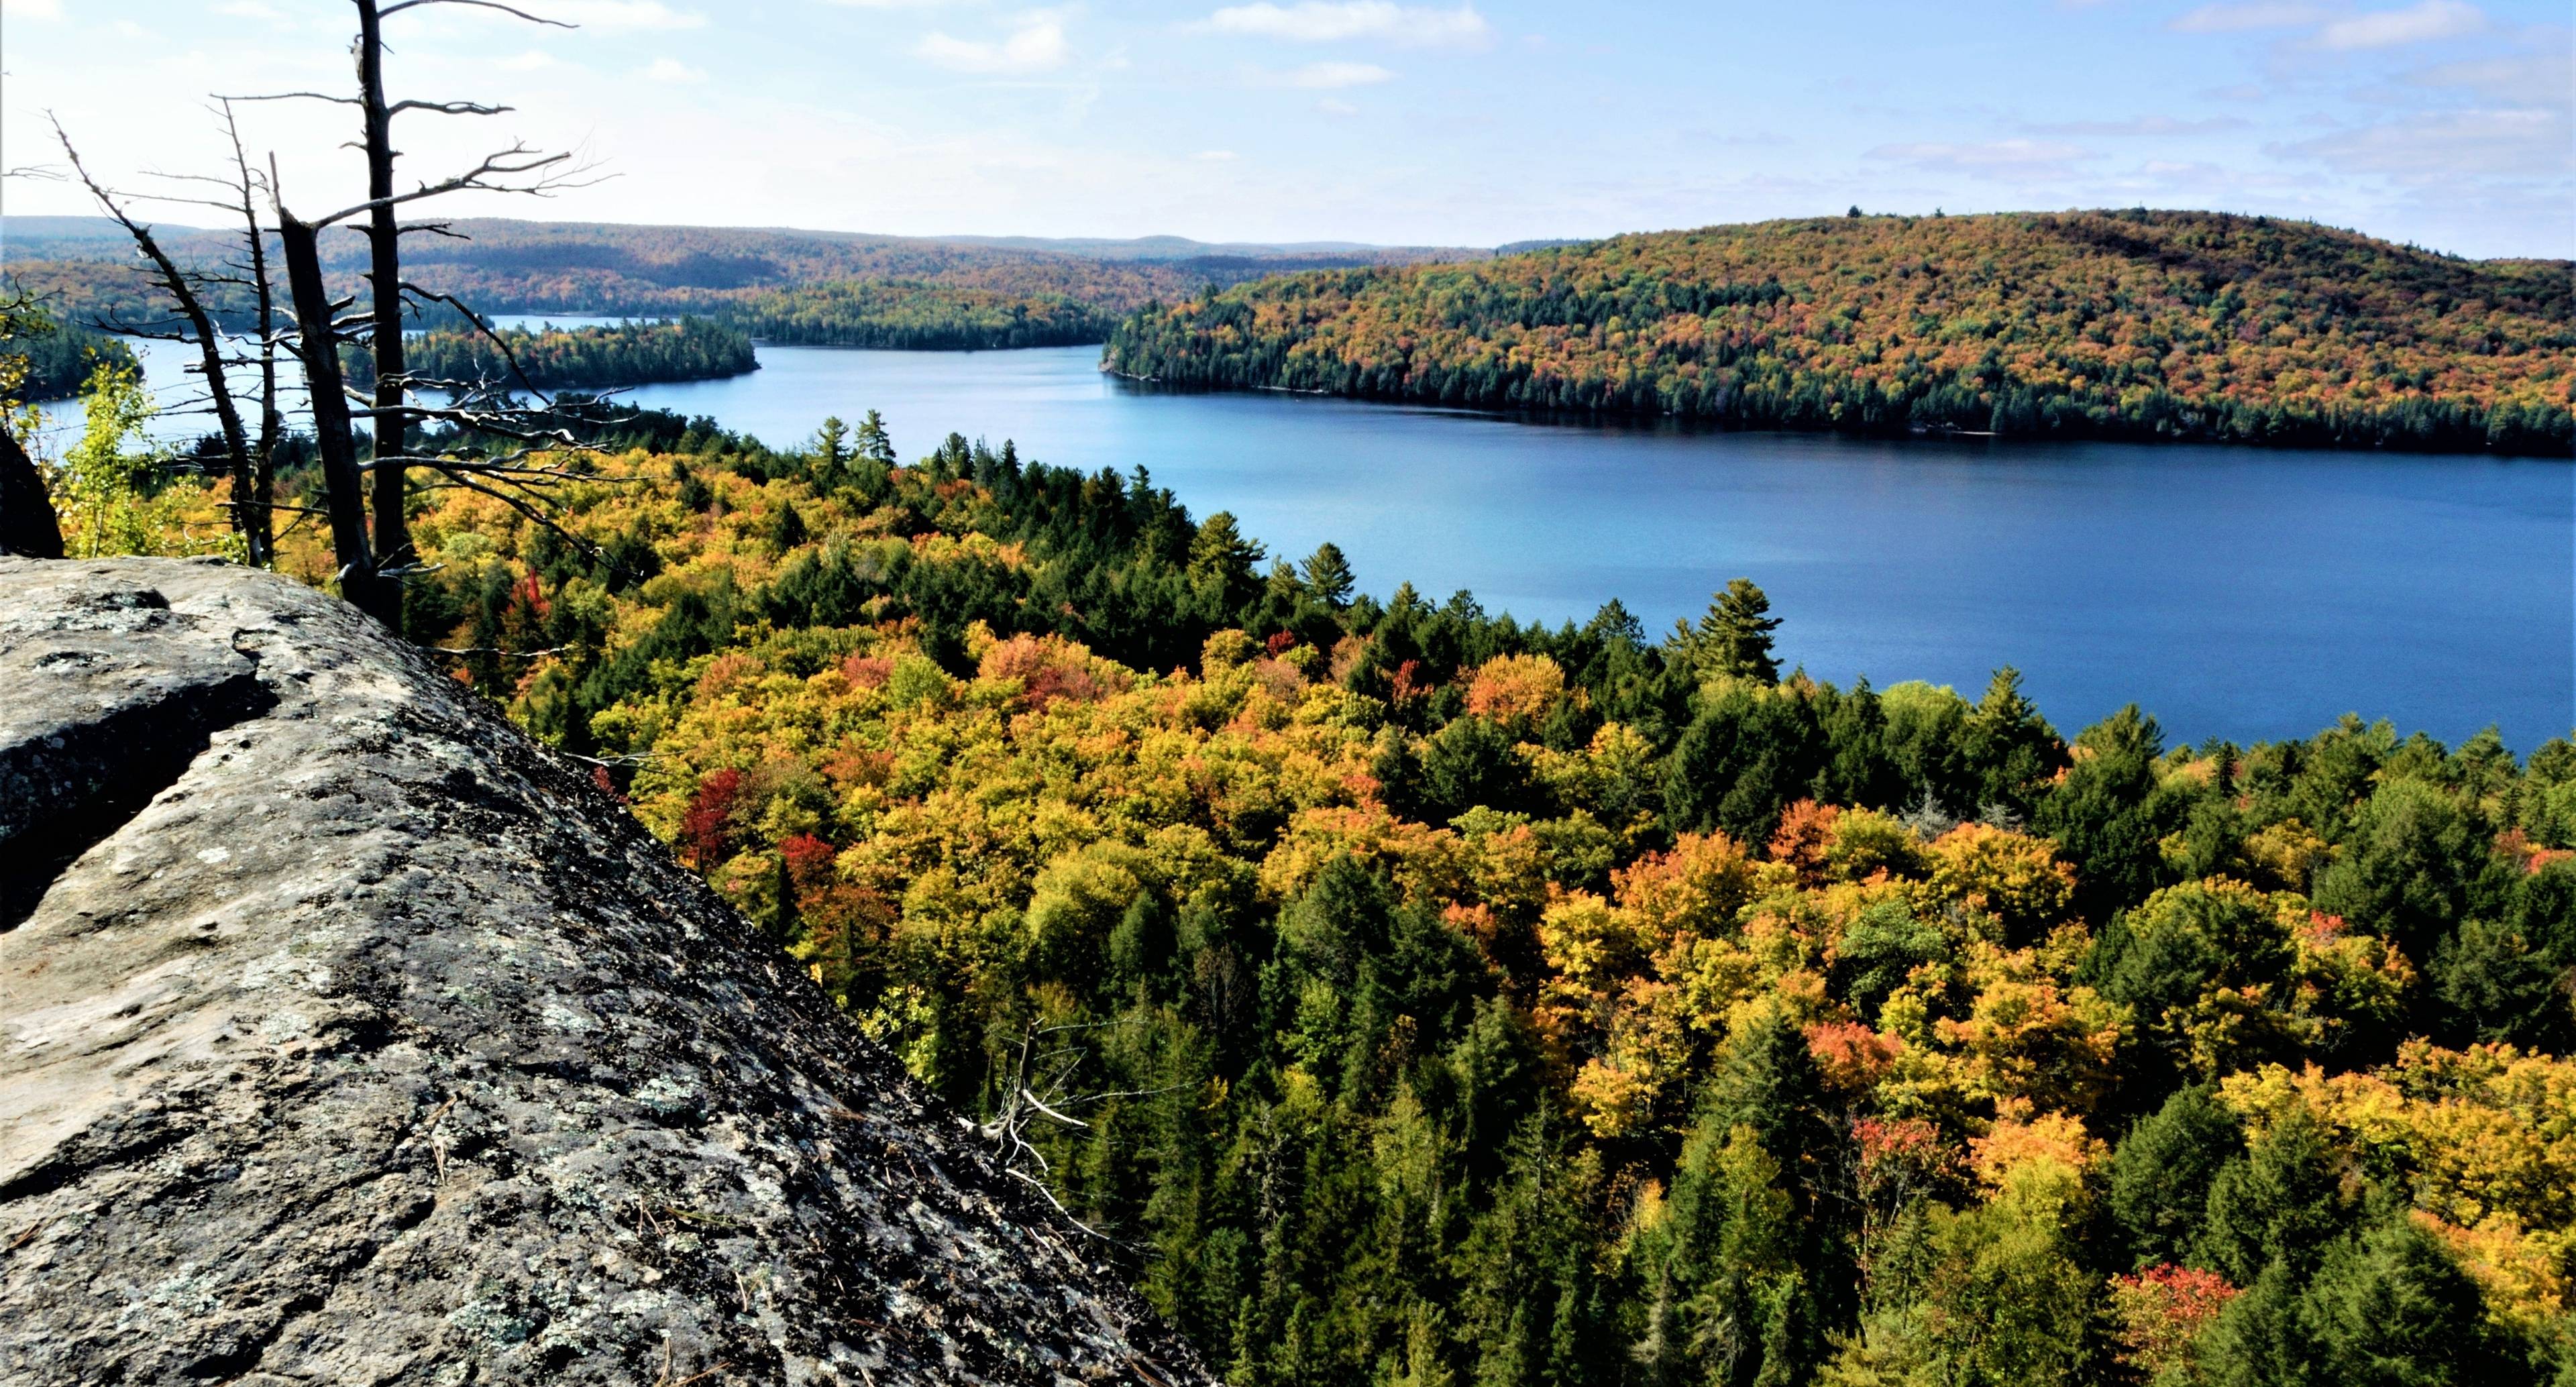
[388,99,515,117]
[217,91,363,106]
[50,113,263,560]
[380,0,576,26]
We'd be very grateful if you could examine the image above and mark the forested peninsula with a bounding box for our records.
[347,316,757,392]
[1104,209,2576,454]
[2,317,136,400]
[722,281,1114,350]
[103,398,2553,1386]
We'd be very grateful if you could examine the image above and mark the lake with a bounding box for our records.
[34,337,2574,753]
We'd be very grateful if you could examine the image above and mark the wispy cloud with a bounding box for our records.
[501,49,561,71]
[2027,115,2249,137]
[1203,2,1487,47]
[641,56,708,82]
[2402,52,2571,107]
[1866,137,2090,170]
[2316,0,2485,50]
[0,0,63,18]
[1193,149,1238,161]
[1259,60,1397,88]
[2284,106,2567,177]
[917,15,1071,74]
[2169,2,2324,34]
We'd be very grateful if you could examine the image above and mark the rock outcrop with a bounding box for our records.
[0,557,1214,1386]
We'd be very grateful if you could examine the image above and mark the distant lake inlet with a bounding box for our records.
[40,338,2575,753]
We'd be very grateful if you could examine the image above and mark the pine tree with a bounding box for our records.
[1962,666,2063,818]
[1686,579,1782,683]
[2200,1103,2345,1284]
[854,408,897,465]
[1191,511,1268,616]
[814,415,849,478]
[2108,1085,2243,1268]
[1302,542,1356,608]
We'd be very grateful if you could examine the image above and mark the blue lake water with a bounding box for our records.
[38,339,2575,753]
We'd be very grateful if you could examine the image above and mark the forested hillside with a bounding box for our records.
[182,406,2576,1385]
[0,311,135,400]
[3,218,1482,354]
[722,281,1114,350]
[1105,210,2576,453]
[347,316,757,392]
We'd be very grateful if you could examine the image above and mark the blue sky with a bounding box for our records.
[2,0,2568,256]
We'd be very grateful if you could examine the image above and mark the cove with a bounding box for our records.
[49,338,2576,753]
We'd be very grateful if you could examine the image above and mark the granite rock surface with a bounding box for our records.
[0,556,1212,1387]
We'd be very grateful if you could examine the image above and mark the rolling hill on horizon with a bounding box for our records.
[1,215,1489,353]
[1104,208,2575,455]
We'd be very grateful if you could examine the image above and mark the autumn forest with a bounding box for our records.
[92,402,2539,1386]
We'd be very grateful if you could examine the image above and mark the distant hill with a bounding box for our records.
[0,217,1485,351]
[932,233,1485,262]
[1104,209,2575,454]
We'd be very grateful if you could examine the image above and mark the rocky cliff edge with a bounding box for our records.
[0,557,1214,1387]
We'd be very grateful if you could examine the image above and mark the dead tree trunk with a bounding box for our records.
[54,121,262,561]
[278,213,396,626]
[355,0,413,571]
[221,99,281,567]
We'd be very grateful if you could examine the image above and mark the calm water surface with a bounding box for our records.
[45,339,2575,751]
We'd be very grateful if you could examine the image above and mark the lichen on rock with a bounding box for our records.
[0,556,1213,1386]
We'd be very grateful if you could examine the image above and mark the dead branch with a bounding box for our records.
[50,114,263,561]
[380,0,576,25]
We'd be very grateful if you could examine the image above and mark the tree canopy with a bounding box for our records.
[1104,209,2575,455]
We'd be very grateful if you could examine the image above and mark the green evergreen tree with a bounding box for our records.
[1961,667,2063,818]
[2312,777,2508,968]
[2200,1103,2345,1284]
[1683,578,1783,683]
[1302,541,1356,609]
[2200,1215,2514,1386]
[1191,510,1268,618]
[2036,704,2180,923]
[2108,1085,2243,1268]
[814,414,849,478]
[854,408,897,465]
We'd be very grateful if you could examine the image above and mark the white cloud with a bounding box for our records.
[2286,107,2569,177]
[2169,2,2324,33]
[209,0,284,18]
[1205,2,1487,47]
[1866,137,2090,169]
[1266,60,1397,88]
[538,1,707,30]
[2316,0,2484,50]
[0,0,63,18]
[501,49,561,71]
[916,16,1071,74]
[2027,115,2248,136]
[642,56,708,82]
[2404,54,2572,108]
